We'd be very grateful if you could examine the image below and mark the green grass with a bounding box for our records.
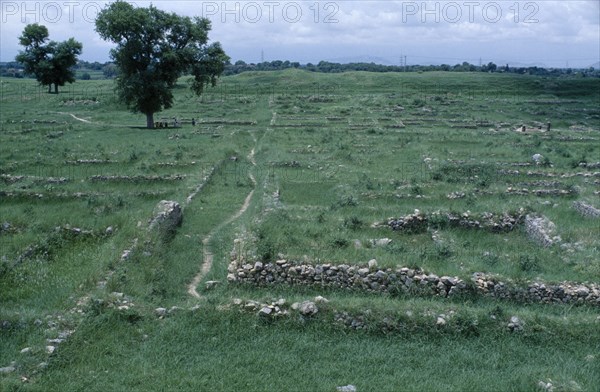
[1,70,599,391]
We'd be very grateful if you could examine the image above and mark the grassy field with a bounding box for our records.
[1,70,599,391]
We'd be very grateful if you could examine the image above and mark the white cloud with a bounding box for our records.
[0,0,598,66]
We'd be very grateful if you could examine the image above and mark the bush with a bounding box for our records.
[343,216,363,230]
[518,254,539,272]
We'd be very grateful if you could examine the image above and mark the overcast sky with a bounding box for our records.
[1,0,599,67]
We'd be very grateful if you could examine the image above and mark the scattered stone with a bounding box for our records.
[296,301,318,316]
[46,345,56,354]
[337,385,357,392]
[447,191,466,199]
[121,249,133,261]
[20,347,31,354]
[368,259,378,270]
[47,338,64,344]
[537,381,554,392]
[314,296,329,304]
[168,306,182,315]
[154,307,167,317]
[205,280,220,290]
[258,307,273,316]
[532,154,544,165]
[105,226,114,235]
[507,316,524,332]
[369,238,391,247]
[0,366,16,374]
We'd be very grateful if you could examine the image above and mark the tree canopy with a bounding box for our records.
[15,24,82,93]
[95,1,229,128]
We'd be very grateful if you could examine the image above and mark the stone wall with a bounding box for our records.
[227,259,600,307]
[379,209,526,233]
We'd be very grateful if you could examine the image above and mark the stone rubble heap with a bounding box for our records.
[572,201,600,218]
[524,214,560,247]
[228,260,600,306]
[231,297,325,318]
[148,200,183,233]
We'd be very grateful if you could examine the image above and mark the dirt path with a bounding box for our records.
[187,136,257,299]
[68,113,92,123]
[52,112,92,123]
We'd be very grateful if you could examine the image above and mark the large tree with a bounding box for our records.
[95,1,229,128]
[15,24,82,93]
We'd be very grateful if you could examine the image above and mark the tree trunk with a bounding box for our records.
[146,113,155,129]
[54,84,58,94]
[48,84,51,93]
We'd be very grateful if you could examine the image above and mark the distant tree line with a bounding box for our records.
[3,59,599,80]
[224,60,600,77]
[0,59,117,79]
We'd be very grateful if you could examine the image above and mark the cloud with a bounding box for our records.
[1,0,598,66]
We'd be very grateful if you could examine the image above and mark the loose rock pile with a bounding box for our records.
[572,201,600,218]
[148,200,182,233]
[231,297,323,318]
[524,214,560,247]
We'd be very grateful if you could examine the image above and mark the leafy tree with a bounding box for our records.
[95,1,229,128]
[15,24,82,93]
[102,63,118,79]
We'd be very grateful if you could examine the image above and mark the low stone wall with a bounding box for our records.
[227,260,600,306]
[379,209,525,233]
